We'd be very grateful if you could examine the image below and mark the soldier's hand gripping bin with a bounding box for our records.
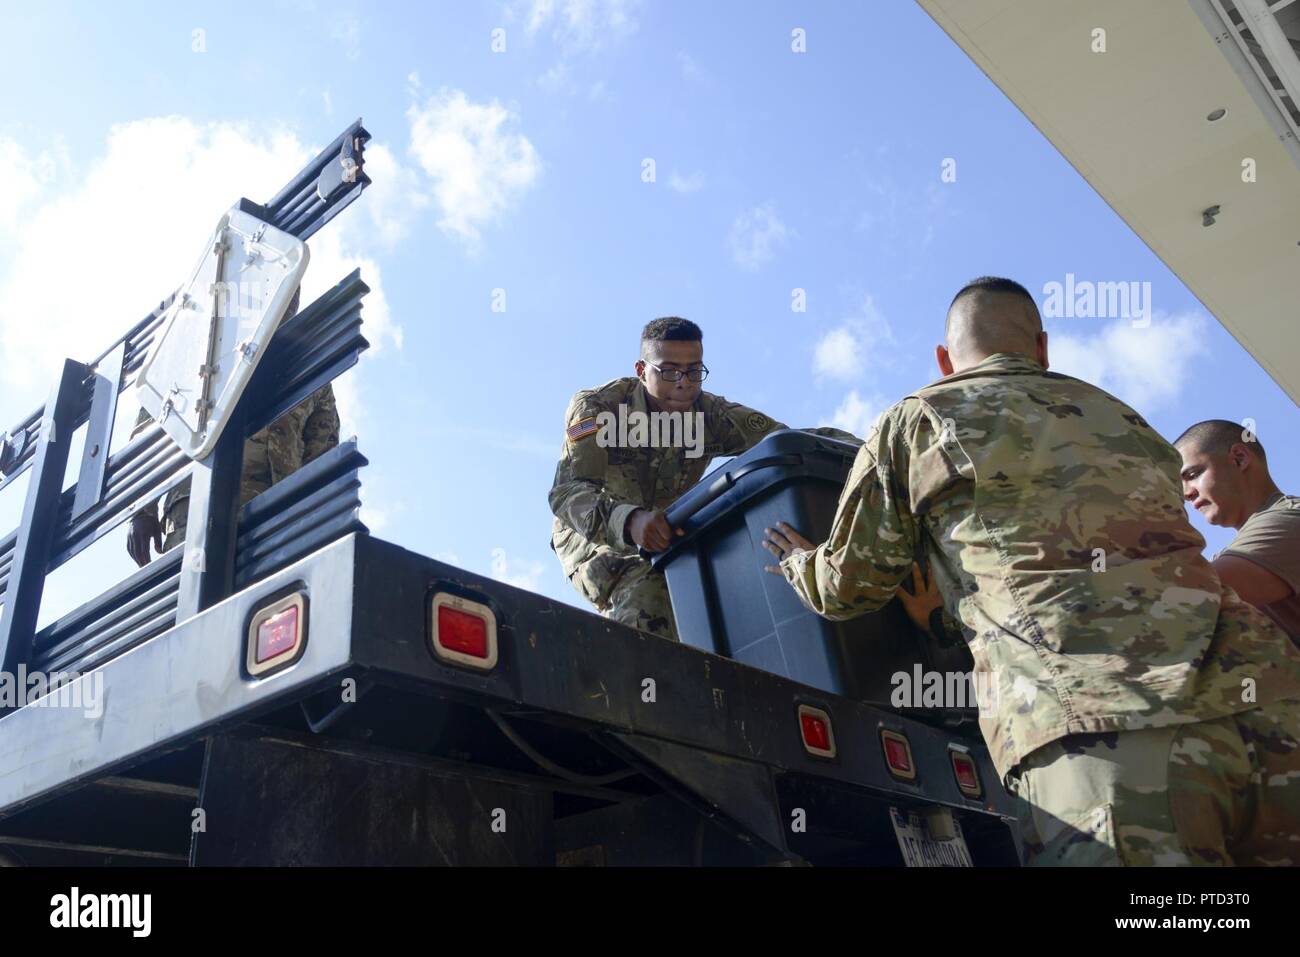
[548,316,858,641]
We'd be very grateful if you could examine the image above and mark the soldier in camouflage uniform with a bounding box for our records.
[126,289,341,565]
[550,317,858,642]
[764,277,1300,866]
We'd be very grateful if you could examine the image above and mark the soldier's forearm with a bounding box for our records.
[610,502,641,548]
[780,546,893,620]
[549,483,641,550]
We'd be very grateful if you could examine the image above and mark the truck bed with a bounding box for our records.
[0,532,1022,866]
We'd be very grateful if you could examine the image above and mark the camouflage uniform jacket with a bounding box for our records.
[780,353,1300,778]
[550,376,855,608]
[133,384,340,515]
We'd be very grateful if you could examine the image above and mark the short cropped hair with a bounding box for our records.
[1174,419,1267,462]
[944,277,1042,358]
[641,316,702,343]
[948,276,1037,312]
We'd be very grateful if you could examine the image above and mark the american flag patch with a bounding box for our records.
[566,416,599,441]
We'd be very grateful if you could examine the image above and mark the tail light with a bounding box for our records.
[881,729,917,781]
[797,704,836,758]
[430,592,498,670]
[950,747,982,799]
[246,592,307,676]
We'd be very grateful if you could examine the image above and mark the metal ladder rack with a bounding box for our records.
[0,119,375,689]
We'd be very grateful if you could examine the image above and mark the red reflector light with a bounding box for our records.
[801,713,830,751]
[256,606,299,664]
[796,705,836,758]
[881,730,916,781]
[951,749,982,798]
[437,605,489,659]
[885,738,911,771]
[246,592,307,677]
[430,592,498,671]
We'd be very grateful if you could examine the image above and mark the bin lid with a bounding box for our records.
[653,429,859,567]
[135,205,309,460]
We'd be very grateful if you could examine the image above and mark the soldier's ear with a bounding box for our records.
[935,345,955,377]
[1036,331,1050,370]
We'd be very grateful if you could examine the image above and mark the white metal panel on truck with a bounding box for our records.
[136,206,309,460]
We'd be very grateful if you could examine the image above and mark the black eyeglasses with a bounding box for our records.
[643,360,709,382]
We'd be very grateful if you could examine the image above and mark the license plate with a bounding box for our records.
[890,807,973,867]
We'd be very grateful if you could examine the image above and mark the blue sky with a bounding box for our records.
[1,0,1296,626]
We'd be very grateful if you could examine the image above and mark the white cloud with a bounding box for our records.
[0,138,68,238]
[490,547,546,591]
[538,61,573,94]
[0,118,298,399]
[406,89,542,248]
[813,326,863,381]
[727,203,789,271]
[507,1,640,94]
[830,390,886,440]
[810,294,894,383]
[675,50,718,90]
[356,141,430,247]
[853,293,894,345]
[514,0,641,53]
[1048,312,1208,412]
[322,89,333,117]
[0,117,401,436]
[331,17,361,60]
[668,169,705,194]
